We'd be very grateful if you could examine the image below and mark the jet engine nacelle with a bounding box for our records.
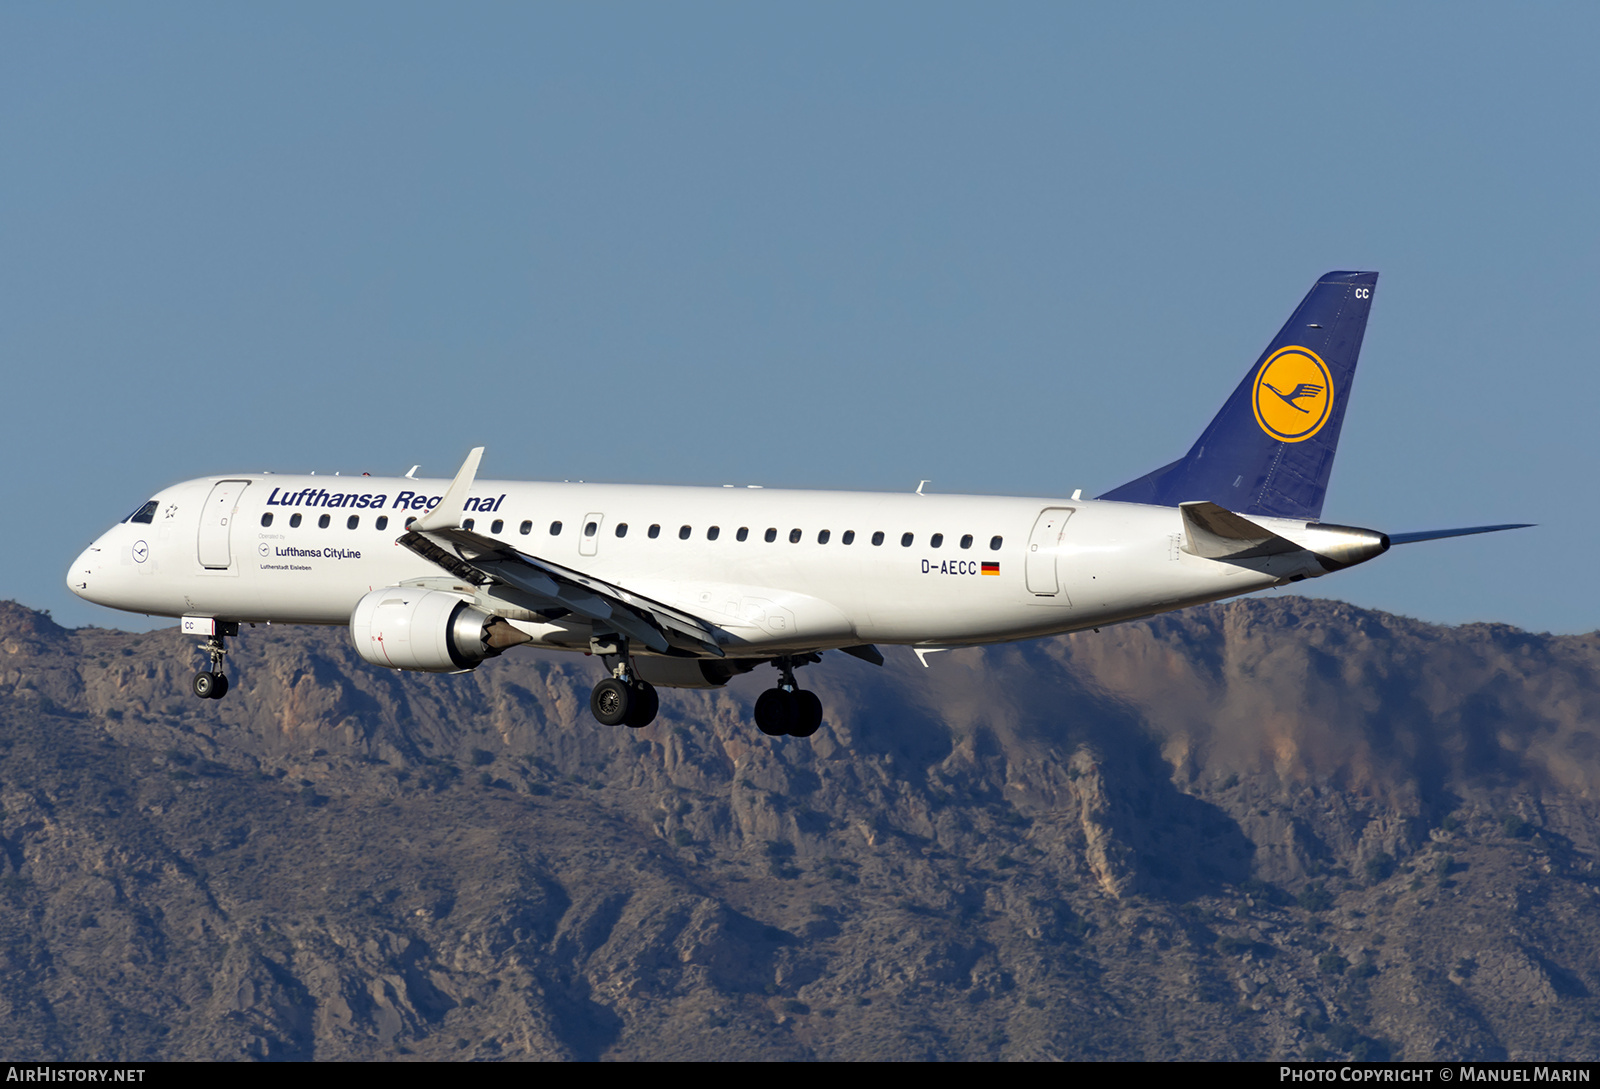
[350,588,504,673]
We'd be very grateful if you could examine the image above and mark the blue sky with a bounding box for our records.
[5,3,1595,634]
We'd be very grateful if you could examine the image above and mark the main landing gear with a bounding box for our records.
[588,643,659,729]
[583,644,826,739]
[192,630,232,700]
[753,656,824,738]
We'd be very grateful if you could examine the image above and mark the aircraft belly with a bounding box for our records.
[663,580,857,647]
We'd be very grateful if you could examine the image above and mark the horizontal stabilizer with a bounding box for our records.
[1179,501,1301,560]
[1388,523,1533,546]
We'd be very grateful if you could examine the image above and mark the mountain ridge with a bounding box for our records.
[0,596,1595,1060]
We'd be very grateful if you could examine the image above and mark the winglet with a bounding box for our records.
[411,447,484,532]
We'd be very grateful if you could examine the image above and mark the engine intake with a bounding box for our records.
[350,588,518,672]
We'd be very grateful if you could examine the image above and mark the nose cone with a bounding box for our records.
[66,543,100,600]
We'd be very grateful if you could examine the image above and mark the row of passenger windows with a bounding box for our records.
[262,512,392,530]
[561,521,1003,550]
[261,508,1005,551]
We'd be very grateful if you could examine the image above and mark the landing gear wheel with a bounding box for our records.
[194,629,232,699]
[623,681,659,728]
[754,688,796,736]
[590,676,633,726]
[790,690,823,737]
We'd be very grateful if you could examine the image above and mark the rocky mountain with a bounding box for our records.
[0,596,1596,1060]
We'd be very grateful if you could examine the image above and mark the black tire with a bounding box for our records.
[192,671,216,699]
[624,681,659,728]
[210,673,229,700]
[790,690,823,737]
[754,688,795,736]
[590,677,633,726]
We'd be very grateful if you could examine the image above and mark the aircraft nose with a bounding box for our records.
[66,544,101,600]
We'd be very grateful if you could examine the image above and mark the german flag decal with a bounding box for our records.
[981,562,1000,576]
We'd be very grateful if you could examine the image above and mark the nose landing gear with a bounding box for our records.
[191,626,236,700]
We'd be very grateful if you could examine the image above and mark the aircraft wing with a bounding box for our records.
[398,447,724,657]
[400,525,726,656]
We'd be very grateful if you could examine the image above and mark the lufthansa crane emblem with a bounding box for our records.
[1252,346,1333,443]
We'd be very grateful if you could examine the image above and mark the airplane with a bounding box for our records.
[66,272,1528,737]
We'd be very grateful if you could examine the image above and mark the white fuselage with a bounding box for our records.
[67,472,1348,658]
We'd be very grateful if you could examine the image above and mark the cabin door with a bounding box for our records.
[1024,507,1075,596]
[198,480,251,569]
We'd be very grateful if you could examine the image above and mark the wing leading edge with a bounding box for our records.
[396,448,724,657]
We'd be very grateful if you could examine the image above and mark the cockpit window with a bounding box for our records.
[124,500,158,525]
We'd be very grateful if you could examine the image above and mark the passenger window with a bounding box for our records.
[125,500,158,525]
[817,529,830,544]
[291,513,303,528]
[318,514,331,529]
[789,528,802,544]
[679,525,692,540]
[707,526,720,540]
[347,515,360,530]
[990,535,1004,550]
[376,516,389,531]
[649,524,661,539]
[960,534,973,549]
[930,533,943,548]
[616,523,628,537]
[842,530,855,545]
[260,513,273,527]
[550,520,563,535]
[764,528,777,543]
[491,519,504,534]
[463,518,475,531]
[901,532,914,547]
[520,520,532,535]
[404,517,415,529]
[736,527,749,542]
[584,521,597,537]
[871,531,884,546]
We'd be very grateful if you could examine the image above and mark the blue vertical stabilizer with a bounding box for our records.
[1098,271,1377,521]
